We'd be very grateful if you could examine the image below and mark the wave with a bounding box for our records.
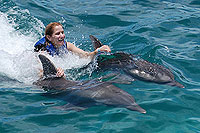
[0,4,91,84]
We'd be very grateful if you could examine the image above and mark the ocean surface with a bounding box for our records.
[0,0,200,132]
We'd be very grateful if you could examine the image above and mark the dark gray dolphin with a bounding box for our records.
[34,54,146,113]
[89,35,184,88]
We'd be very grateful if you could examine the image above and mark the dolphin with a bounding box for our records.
[89,35,184,88]
[34,54,146,113]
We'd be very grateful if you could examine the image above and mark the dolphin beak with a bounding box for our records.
[167,81,185,88]
[135,106,146,114]
[138,108,147,114]
[127,105,146,114]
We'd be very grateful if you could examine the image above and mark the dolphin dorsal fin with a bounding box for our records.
[38,54,57,78]
[89,35,103,50]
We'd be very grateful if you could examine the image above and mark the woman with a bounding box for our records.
[34,22,111,77]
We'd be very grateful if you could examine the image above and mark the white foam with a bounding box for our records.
[0,12,38,84]
[0,11,91,85]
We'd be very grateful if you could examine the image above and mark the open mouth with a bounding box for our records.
[58,38,64,42]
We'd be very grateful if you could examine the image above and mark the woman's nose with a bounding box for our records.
[60,32,65,38]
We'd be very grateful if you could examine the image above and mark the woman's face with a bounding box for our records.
[48,25,65,48]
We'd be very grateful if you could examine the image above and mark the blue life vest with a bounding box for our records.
[34,37,68,56]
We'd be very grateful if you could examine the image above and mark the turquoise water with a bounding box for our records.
[0,0,200,132]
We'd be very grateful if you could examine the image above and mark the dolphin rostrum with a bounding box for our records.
[34,54,146,113]
[89,35,184,88]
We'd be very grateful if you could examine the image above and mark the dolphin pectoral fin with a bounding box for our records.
[100,73,134,84]
[55,103,88,111]
[108,79,132,84]
[126,105,146,114]
[109,74,134,84]
[89,35,104,50]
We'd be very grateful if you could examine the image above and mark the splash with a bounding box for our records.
[0,10,91,84]
[0,11,41,84]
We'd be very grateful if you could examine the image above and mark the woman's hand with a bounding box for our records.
[97,45,111,53]
[56,67,65,77]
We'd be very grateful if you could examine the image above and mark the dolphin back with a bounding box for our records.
[97,52,134,69]
[38,54,57,78]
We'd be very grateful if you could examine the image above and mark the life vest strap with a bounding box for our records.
[34,37,68,56]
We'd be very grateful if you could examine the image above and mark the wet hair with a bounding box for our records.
[45,22,63,41]
[34,22,63,52]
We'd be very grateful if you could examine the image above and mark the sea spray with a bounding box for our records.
[0,11,92,84]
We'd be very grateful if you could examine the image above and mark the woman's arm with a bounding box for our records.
[67,42,111,58]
